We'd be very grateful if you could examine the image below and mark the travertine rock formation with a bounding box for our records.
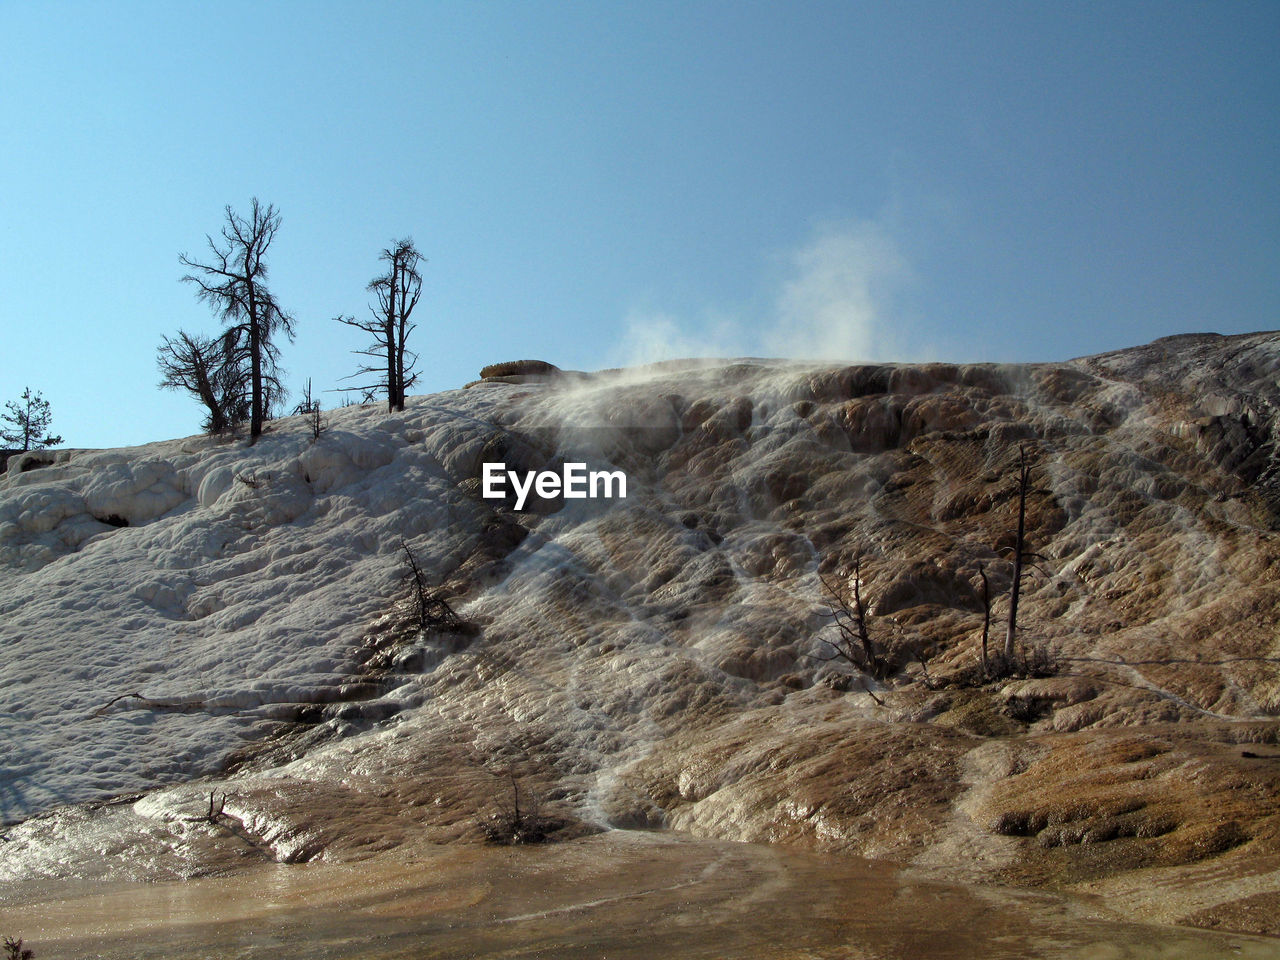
[3,331,1279,934]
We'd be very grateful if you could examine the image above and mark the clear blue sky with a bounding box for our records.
[2,1,1276,448]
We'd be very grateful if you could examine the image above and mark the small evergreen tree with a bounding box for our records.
[1,388,62,450]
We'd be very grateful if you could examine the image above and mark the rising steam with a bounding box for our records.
[613,220,911,367]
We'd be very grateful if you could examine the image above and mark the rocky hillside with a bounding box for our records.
[3,331,1279,934]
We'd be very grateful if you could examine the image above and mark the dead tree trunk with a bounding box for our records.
[337,238,423,412]
[385,253,399,409]
[1004,445,1031,658]
[180,199,294,444]
[815,555,887,680]
[979,562,991,677]
[849,556,876,672]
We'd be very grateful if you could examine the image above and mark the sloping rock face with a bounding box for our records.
[3,332,1280,933]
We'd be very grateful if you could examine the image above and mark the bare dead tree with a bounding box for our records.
[481,768,558,845]
[180,199,294,442]
[336,238,423,411]
[291,377,316,417]
[309,400,323,440]
[291,377,323,440]
[813,557,890,681]
[978,562,992,678]
[157,330,250,434]
[508,770,525,826]
[201,790,226,823]
[176,790,228,827]
[1005,444,1034,658]
[400,539,461,631]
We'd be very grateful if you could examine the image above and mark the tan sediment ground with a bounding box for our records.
[4,831,1279,959]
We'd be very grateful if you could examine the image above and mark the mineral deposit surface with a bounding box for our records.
[3,332,1280,949]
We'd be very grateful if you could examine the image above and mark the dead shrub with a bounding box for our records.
[1002,694,1049,724]
[811,557,918,683]
[400,540,463,632]
[949,643,1063,688]
[480,773,564,845]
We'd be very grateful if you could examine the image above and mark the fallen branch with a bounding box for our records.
[180,790,227,825]
[401,539,462,631]
[92,692,209,717]
[857,674,885,706]
[177,791,277,857]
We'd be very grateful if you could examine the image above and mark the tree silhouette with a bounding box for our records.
[180,199,294,442]
[1,388,62,450]
[156,330,250,434]
[337,238,423,411]
[1004,444,1034,658]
